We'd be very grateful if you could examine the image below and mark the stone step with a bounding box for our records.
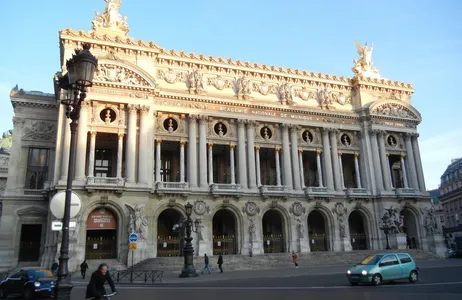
[131,249,440,271]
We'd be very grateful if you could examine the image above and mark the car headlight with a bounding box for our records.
[34,282,41,287]
[347,270,351,275]
[361,270,367,276]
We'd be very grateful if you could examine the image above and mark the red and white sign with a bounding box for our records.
[87,208,117,230]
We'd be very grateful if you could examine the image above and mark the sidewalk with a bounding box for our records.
[70,259,462,286]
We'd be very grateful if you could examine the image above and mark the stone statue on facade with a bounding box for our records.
[188,69,205,94]
[126,204,148,240]
[380,206,404,234]
[71,218,82,241]
[296,219,305,239]
[317,88,334,110]
[92,0,129,35]
[278,82,293,104]
[422,207,442,235]
[237,76,251,100]
[248,218,256,241]
[352,40,380,78]
[332,203,347,238]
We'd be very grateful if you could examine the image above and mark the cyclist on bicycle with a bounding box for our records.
[85,263,117,300]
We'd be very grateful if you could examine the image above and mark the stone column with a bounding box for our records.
[74,101,89,180]
[354,153,362,189]
[230,145,236,184]
[412,134,426,191]
[247,121,257,189]
[180,141,186,183]
[188,115,198,188]
[329,130,342,191]
[386,154,394,188]
[60,118,71,181]
[400,154,409,188]
[87,131,97,178]
[237,120,248,189]
[298,149,305,188]
[378,131,392,191]
[116,133,124,178]
[155,140,162,182]
[338,152,345,189]
[255,146,261,187]
[208,143,213,185]
[369,130,384,192]
[404,133,419,189]
[126,104,138,183]
[321,128,334,190]
[290,126,302,190]
[316,150,324,187]
[138,106,150,184]
[281,124,293,189]
[275,148,282,186]
[199,116,208,188]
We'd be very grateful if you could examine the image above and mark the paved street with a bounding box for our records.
[70,260,462,300]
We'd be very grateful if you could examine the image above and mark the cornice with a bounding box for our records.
[59,29,412,92]
[11,97,59,109]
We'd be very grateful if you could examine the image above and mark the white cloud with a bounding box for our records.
[420,130,462,190]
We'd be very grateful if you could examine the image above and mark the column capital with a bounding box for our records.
[338,152,342,157]
[400,153,406,158]
[403,132,413,140]
[289,124,300,132]
[156,139,162,145]
[281,123,290,129]
[81,100,91,108]
[237,119,246,126]
[118,132,124,139]
[199,115,209,124]
[298,148,303,154]
[369,129,382,136]
[208,143,213,149]
[189,114,199,121]
[386,153,389,157]
[354,153,359,158]
[180,140,187,146]
[255,146,260,151]
[316,150,322,155]
[90,131,97,138]
[246,119,257,127]
[229,144,236,150]
[128,104,138,113]
[140,105,151,115]
[275,147,281,153]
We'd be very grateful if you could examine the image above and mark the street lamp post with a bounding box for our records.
[381,226,391,250]
[53,43,98,300]
[179,203,200,278]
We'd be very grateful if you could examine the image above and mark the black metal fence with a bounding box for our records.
[111,269,164,284]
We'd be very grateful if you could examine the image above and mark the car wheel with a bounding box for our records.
[372,274,382,286]
[0,288,7,299]
[350,282,358,286]
[23,287,35,300]
[409,270,418,283]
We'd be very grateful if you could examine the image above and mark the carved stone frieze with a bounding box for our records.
[22,121,56,141]
[236,76,252,100]
[193,200,210,216]
[296,87,316,101]
[94,64,150,86]
[278,83,293,104]
[187,69,206,94]
[13,117,25,127]
[157,68,187,84]
[317,88,352,110]
[207,75,233,91]
[372,103,418,119]
[243,201,260,216]
[0,156,9,169]
[252,81,275,96]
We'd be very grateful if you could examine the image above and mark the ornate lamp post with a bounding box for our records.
[53,43,98,300]
[179,203,200,278]
[379,223,391,250]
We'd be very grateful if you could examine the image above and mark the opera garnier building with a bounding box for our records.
[0,0,444,272]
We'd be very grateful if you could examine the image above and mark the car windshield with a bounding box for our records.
[29,269,54,279]
[359,255,383,265]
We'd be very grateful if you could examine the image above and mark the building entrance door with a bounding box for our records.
[18,224,42,262]
[85,208,118,260]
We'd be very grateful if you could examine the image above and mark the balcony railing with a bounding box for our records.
[346,188,369,198]
[211,183,242,197]
[260,185,288,198]
[395,188,418,197]
[304,186,330,198]
[155,182,189,195]
[87,177,125,186]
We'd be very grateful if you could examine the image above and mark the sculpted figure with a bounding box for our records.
[237,76,251,99]
[126,204,148,240]
[92,0,129,34]
[352,40,380,77]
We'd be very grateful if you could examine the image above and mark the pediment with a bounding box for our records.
[93,59,156,89]
[369,100,421,122]
[17,206,48,217]
[22,121,57,142]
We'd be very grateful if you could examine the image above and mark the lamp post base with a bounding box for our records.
[54,282,74,300]
[179,266,199,278]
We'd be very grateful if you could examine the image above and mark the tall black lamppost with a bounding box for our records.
[179,203,200,278]
[53,43,98,300]
[379,224,391,250]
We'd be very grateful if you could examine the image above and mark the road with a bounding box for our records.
[70,261,462,300]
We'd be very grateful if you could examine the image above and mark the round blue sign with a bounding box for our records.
[129,233,138,243]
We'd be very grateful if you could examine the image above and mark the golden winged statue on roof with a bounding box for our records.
[352,40,380,78]
[92,0,129,35]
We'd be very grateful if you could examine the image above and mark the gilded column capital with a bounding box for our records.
[400,153,406,158]
[229,144,236,150]
[316,150,322,155]
[180,140,187,146]
[338,152,342,157]
[354,153,360,158]
[118,132,125,139]
[208,143,213,149]
[275,147,281,153]
[139,105,151,115]
[156,139,162,145]
[298,149,303,154]
[255,146,260,151]
[90,131,97,138]
[128,104,138,113]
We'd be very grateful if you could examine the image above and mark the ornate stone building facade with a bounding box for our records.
[0,0,442,271]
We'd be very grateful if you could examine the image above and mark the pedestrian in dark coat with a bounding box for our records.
[85,263,117,300]
[51,261,59,276]
[200,254,211,274]
[217,253,224,273]
[80,260,89,279]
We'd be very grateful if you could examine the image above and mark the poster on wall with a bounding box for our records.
[87,208,117,230]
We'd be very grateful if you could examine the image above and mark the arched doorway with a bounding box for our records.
[262,210,285,253]
[308,210,328,251]
[348,210,368,250]
[212,209,237,255]
[401,208,419,249]
[85,207,118,259]
[157,209,184,257]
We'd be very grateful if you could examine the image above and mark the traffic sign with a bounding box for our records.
[129,233,138,243]
[50,191,82,219]
[51,221,76,231]
[129,242,137,250]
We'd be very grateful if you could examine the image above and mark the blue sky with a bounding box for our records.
[0,0,460,190]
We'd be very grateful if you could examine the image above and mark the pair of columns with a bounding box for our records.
[369,130,425,192]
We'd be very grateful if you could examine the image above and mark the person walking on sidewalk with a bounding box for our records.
[217,253,224,273]
[51,261,59,276]
[201,253,211,274]
[291,251,299,268]
[80,259,89,279]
